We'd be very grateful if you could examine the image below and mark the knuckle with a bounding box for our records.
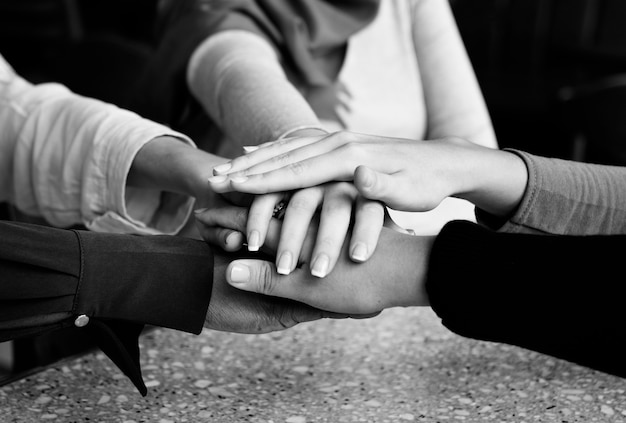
[277,307,299,329]
[328,181,355,195]
[233,208,249,229]
[286,160,307,176]
[274,152,292,166]
[274,138,291,149]
[322,199,349,217]
[288,193,317,212]
[258,263,277,295]
[330,130,354,146]
[339,141,365,161]
[266,302,300,330]
[316,235,338,252]
[232,154,251,169]
[360,201,385,217]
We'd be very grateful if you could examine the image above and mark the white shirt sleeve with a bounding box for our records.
[0,53,194,235]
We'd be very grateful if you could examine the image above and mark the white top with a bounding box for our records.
[0,53,194,234]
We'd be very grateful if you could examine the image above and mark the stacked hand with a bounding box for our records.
[202,132,527,276]
[202,207,433,316]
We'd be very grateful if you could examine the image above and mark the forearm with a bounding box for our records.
[187,31,324,145]
[0,220,214,394]
[0,220,212,339]
[127,136,226,200]
[1,56,197,234]
[412,0,497,148]
[427,220,626,378]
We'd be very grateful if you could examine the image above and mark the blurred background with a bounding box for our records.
[3,0,626,164]
[2,0,626,380]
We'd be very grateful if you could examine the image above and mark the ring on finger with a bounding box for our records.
[272,200,287,220]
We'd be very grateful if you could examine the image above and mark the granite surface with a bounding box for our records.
[1,308,625,422]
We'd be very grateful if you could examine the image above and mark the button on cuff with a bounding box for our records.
[74,314,90,327]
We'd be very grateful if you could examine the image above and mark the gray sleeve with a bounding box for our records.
[478,150,626,235]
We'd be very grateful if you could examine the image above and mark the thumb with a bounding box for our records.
[227,260,310,300]
[354,165,394,203]
[227,260,386,319]
[356,166,419,212]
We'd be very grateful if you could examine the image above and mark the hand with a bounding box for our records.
[126,135,253,251]
[195,187,388,278]
[246,183,386,276]
[209,132,528,218]
[205,252,376,333]
[193,188,253,252]
[220,226,434,315]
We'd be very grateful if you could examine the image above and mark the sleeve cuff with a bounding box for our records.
[87,128,196,235]
[72,229,213,335]
[426,220,626,378]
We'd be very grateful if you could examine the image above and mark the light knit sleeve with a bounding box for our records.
[187,30,325,146]
[485,150,626,235]
[0,53,194,235]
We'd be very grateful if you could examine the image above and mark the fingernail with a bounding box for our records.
[351,243,368,262]
[276,251,292,275]
[229,263,250,284]
[311,254,330,278]
[247,230,260,252]
[230,175,248,184]
[193,208,208,214]
[213,163,232,174]
[208,175,227,184]
[243,145,259,154]
[225,231,242,247]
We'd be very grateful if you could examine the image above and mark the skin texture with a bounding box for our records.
[128,136,369,332]
[206,252,361,332]
[199,207,433,315]
[209,134,528,218]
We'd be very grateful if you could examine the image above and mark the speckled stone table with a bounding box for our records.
[1,308,625,422]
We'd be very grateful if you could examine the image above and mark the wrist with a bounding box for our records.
[128,136,226,200]
[448,140,528,217]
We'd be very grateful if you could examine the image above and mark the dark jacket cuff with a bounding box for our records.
[426,220,626,377]
[73,230,213,335]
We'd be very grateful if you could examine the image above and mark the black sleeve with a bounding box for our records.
[426,220,626,378]
[0,221,213,395]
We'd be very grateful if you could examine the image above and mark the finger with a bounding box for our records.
[276,187,323,275]
[354,165,396,202]
[242,145,259,154]
[207,174,233,193]
[227,260,321,307]
[246,192,285,252]
[234,132,358,177]
[261,213,317,262]
[355,166,436,213]
[226,260,383,314]
[225,150,357,195]
[196,224,245,252]
[194,207,248,251]
[212,135,326,176]
[349,196,385,262]
[309,183,355,277]
[194,206,249,233]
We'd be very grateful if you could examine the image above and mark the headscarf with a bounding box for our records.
[132,0,380,129]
